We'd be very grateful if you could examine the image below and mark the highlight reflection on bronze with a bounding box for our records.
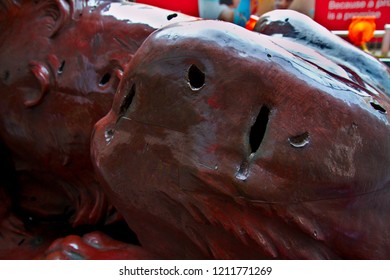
[254,10,390,96]
[1,1,389,259]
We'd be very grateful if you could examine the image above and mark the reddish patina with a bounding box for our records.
[92,19,390,259]
[1,1,389,259]
[0,0,194,259]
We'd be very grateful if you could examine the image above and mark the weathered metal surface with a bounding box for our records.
[92,19,390,259]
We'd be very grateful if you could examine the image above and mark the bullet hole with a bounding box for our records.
[119,84,136,117]
[267,53,272,58]
[57,60,65,74]
[99,72,111,86]
[249,106,270,154]
[167,13,178,21]
[370,101,386,114]
[288,132,310,148]
[188,64,205,91]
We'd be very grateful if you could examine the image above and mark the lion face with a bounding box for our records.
[0,1,193,226]
[92,19,390,259]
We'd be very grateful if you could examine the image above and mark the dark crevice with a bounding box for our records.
[99,72,111,86]
[58,60,65,74]
[188,64,205,90]
[249,105,270,154]
[167,13,178,21]
[370,102,386,114]
[73,220,140,245]
[119,84,136,117]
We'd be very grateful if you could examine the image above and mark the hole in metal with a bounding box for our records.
[99,72,111,86]
[167,13,178,20]
[370,101,386,114]
[188,64,205,90]
[249,105,270,154]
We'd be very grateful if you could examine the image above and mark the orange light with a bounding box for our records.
[245,15,259,31]
[348,16,376,47]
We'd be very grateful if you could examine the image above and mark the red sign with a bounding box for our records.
[314,0,390,30]
[136,0,200,17]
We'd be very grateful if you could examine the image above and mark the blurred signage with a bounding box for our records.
[314,0,390,30]
[135,0,200,16]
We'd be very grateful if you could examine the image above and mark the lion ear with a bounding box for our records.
[24,61,51,108]
[39,0,73,38]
